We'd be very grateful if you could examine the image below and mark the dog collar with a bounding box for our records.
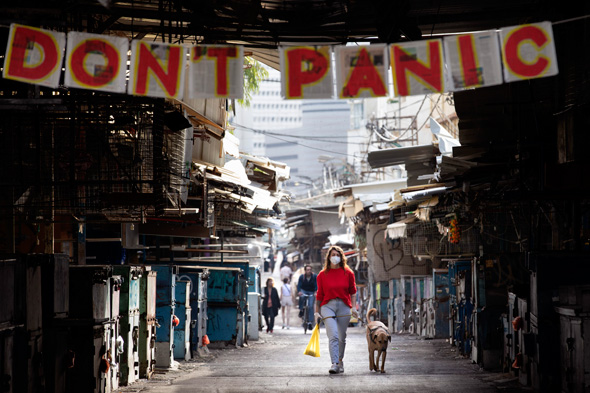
[369,326,389,344]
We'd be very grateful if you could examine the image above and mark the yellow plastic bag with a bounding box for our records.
[303,323,320,357]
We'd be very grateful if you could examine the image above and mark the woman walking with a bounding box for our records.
[262,277,280,333]
[315,245,358,374]
[280,278,293,329]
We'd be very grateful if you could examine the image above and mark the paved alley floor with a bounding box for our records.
[118,321,527,393]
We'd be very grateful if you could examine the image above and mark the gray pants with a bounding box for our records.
[321,298,351,365]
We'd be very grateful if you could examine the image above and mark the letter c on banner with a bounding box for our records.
[285,48,329,98]
[5,25,61,83]
[503,25,550,78]
[69,39,120,88]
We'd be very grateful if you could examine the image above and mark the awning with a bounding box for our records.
[195,161,279,215]
[415,196,440,221]
[338,196,364,218]
[368,145,440,169]
[328,233,354,246]
[240,153,290,181]
[249,48,280,71]
[286,214,308,223]
[402,186,448,202]
[223,132,240,158]
[171,98,225,136]
[386,222,407,239]
[430,117,461,156]
[285,219,306,228]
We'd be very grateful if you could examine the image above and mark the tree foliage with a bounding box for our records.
[239,57,269,107]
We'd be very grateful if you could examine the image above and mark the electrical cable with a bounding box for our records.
[230,121,360,157]
[368,94,443,144]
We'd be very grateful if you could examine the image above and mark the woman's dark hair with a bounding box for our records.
[266,277,275,287]
[322,245,348,272]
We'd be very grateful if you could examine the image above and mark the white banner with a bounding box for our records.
[128,40,186,99]
[390,39,445,96]
[3,24,65,88]
[500,21,558,83]
[64,32,129,93]
[443,31,503,91]
[189,45,244,99]
[335,44,389,98]
[280,46,333,99]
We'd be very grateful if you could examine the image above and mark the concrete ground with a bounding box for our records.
[118,313,527,392]
[117,268,527,393]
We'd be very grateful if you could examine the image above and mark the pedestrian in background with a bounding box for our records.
[297,264,317,330]
[280,278,293,329]
[262,277,280,333]
[280,261,292,282]
[314,245,358,374]
[274,247,284,276]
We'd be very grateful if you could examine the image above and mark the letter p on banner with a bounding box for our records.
[3,24,65,88]
[280,46,333,99]
[500,21,558,83]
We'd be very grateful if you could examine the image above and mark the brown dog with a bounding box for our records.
[366,308,391,373]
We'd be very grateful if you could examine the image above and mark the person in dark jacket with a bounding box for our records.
[262,277,280,333]
[297,264,317,329]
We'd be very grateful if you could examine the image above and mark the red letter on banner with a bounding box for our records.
[342,48,386,97]
[392,41,443,96]
[5,25,60,82]
[134,42,182,96]
[285,48,329,98]
[203,47,237,96]
[70,39,119,87]
[457,35,481,88]
[504,25,550,78]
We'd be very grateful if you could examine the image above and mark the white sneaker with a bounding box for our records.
[338,360,344,373]
[329,363,339,374]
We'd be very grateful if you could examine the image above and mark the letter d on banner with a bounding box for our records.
[3,24,65,88]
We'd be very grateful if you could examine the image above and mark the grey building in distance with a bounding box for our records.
[233,68,351,197]
[268,100,350,193]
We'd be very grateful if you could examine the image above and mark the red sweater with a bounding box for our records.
[316,267,357,308]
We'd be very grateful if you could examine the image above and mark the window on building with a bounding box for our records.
[351,101,364,129]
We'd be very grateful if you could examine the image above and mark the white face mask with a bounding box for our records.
[330,255,341,265]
